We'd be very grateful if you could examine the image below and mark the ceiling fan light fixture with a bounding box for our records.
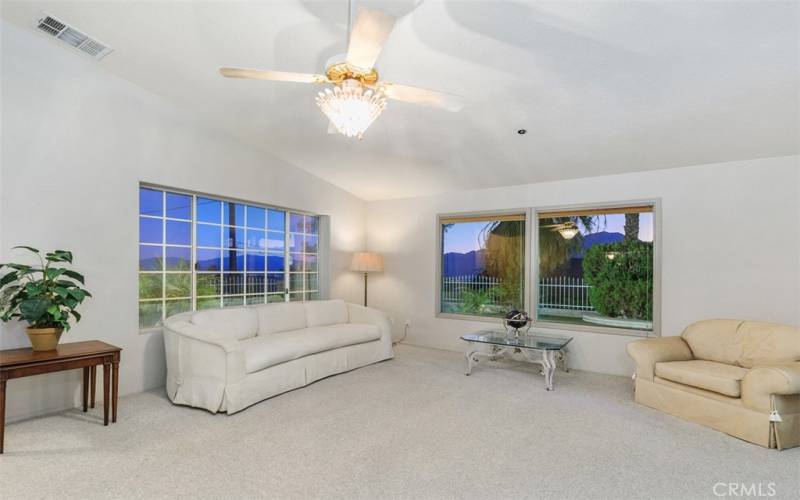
[558,227,580,240]
[316,79,386,139]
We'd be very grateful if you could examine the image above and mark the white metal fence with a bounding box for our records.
[538,276,593,311]
[442,274,595,312]
[441,275,504,305]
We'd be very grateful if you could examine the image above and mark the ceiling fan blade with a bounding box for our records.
[219,67,326,84]
[381,83,464,112]
[346,8,396,70]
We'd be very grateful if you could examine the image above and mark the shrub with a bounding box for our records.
[582,241,652,321]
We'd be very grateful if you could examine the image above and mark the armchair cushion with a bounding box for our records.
[680,319,743,365]
[626,336,693,381]
[655,360,748,397]
[735,322,800,368]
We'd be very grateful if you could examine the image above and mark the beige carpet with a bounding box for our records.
[1,344,797,499]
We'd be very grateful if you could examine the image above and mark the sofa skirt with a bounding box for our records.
[221,339,392,414]
[634,378,799,450]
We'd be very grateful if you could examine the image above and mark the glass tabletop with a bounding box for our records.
[461,330,572,350]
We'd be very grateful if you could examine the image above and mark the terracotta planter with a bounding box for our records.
[26,327,63,352]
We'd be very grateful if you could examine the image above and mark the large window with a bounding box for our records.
[535,204,655,334]
[138,186,323,330]
[438,213,526,318]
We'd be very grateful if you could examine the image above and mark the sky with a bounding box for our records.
[443,214,654,254]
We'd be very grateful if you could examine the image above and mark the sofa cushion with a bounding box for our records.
[240,332,313,373]
[256,302,307,335]
[299,324,380,355]
[241,323,381,373]
[305,299,348,327]
[655,360,749,397]
[190,307,258,341]
[735,322,800,368]
[681,319,743,365]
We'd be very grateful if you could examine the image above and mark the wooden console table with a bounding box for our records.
[0,340,121,453]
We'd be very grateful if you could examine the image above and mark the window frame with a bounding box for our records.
[139,183,327,333]
[531,199,662,338]
[435,208,532,323]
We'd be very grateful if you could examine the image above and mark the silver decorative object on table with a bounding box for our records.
[503,310,531,339]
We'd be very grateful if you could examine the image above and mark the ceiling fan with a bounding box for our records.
[219,5,464,139]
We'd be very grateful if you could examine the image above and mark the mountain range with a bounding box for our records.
[442,232,626,276]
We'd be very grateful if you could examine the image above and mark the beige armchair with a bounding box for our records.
[627,320,800,449]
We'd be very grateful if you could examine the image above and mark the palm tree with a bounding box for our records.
[624,213,639,242]
[482,220,524,308]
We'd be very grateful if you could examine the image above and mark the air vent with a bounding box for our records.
[34,13,113,60]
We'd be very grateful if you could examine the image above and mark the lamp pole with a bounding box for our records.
[363,272,368,307]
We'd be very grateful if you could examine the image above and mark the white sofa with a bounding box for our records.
[163,299,393,414]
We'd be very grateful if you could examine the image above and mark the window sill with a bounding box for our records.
[436,312,505,324]
[532,320,657,338]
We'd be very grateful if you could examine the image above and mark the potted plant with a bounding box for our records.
[0,246,91,351]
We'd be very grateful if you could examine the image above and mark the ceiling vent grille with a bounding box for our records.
[34,13,113,60]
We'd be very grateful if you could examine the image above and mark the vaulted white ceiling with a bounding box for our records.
[3,1,798,200]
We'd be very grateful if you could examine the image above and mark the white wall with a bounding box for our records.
[0,22,366,421]
[365,156,800,376]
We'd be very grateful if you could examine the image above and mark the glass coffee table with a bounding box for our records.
[460,330,573,391]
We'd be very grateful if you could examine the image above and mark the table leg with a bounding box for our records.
[112,362,119,423]
[465,348,477,376]
[0,379,6,454]
[542,350,556,391]
[82,367,89,412]
[103,363,110,426]
[90,365,96,409]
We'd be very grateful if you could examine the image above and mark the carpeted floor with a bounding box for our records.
[1,344,797,499]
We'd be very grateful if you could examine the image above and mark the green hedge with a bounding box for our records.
[582,241,653,321]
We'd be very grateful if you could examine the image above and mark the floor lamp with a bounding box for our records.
[350,252,383,307]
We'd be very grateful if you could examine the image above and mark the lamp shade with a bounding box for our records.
[350,252,383,273]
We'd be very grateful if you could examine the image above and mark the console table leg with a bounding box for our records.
[103,363,110,426]
[0,379,6,454]
[90,365,96,408]
[82,367,89,412]
[112,362,119,423]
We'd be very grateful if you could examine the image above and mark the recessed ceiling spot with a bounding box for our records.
[517,129,527,135]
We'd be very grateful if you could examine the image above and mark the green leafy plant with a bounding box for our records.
[457,288,491,315]
[0,246,91,330]
[583,240,652,321]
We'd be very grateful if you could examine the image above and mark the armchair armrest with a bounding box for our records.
[626,336,693,381]
[742,363,800,413]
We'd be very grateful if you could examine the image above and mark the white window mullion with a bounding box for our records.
[191,193,197,313]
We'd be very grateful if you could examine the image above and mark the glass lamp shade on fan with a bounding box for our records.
[316,80,387,139]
